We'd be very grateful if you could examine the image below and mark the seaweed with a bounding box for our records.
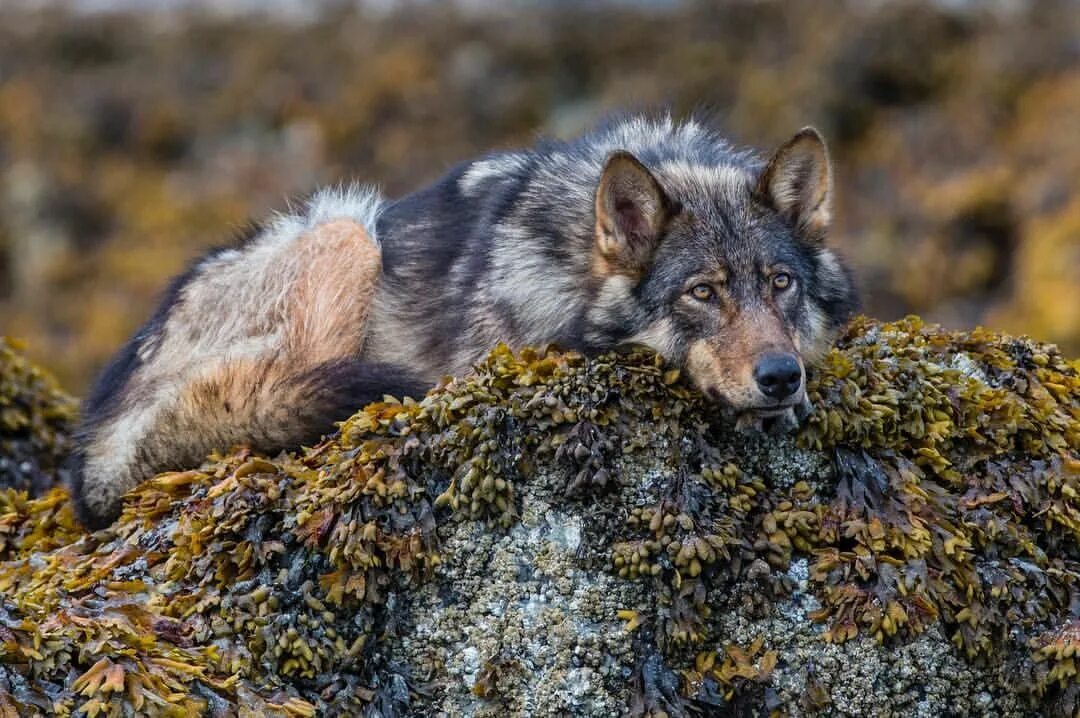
[0,337,76,495]
[0,317,1075,714]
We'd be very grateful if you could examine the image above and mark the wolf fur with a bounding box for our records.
[71,115,858,529]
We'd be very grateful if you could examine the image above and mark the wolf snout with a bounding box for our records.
[753,352,803,400]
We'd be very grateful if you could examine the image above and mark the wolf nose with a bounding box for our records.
[754,353,802,400]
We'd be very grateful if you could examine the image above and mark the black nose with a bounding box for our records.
[754,352,802,400]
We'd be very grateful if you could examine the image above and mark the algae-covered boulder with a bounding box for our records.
[0,318,1077,717]
[0,338,76,495]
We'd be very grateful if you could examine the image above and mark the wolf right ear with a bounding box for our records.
[756,128,832,242]
[594,151,672,275]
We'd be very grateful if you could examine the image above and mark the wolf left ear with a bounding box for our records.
[756,127,832,241]
[594,151,672,274]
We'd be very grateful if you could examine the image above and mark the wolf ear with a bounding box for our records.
[756,127,832,241]
[594,151,672,274]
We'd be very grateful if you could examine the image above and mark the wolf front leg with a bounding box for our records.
[71,188,421,529]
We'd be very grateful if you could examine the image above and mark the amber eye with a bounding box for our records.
[690,284,715,302]
[772,272,793,291]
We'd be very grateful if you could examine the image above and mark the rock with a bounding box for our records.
[0,317,1076,716]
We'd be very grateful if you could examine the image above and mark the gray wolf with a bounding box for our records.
[70,115,858,528]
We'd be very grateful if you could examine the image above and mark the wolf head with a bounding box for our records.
[590,127,858,427]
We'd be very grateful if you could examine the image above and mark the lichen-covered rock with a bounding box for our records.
[0,337,76,495]
[0,317,1076,716]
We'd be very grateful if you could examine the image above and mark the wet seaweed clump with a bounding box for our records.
[0,338,76,495]
[0,317,1075,715]
[797,317,1079,666]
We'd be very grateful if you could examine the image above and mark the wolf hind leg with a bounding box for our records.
[72,199,411,529]
[242,358,430,448]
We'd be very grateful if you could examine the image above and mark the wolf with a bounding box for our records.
[70,115,858,529]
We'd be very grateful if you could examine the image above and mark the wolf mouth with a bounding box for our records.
[742,405,798,415]
[736,408,799,434]
[732,395,813,435]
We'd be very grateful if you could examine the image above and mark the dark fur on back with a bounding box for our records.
[71,114,858,529]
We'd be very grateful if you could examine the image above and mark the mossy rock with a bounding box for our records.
[0,338,77,496]
[0,317,1077,716]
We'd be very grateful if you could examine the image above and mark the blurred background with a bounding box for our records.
[0,0,1077,394]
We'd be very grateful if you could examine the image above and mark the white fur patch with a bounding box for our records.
[591,274,634,313]
[657,161,749,193]
[590,115,726,161]
[271,184,384,248]
[459,155,531,197]
[627,317,679,360]
[801,306,832,363]
[816,249,846,284]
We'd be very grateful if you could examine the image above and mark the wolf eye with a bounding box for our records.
[772,272,793,291]
[690,284,715,302]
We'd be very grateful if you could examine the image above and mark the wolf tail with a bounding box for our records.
[70,186,427,530]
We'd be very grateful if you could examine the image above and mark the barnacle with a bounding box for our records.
[0,318,1076,713]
